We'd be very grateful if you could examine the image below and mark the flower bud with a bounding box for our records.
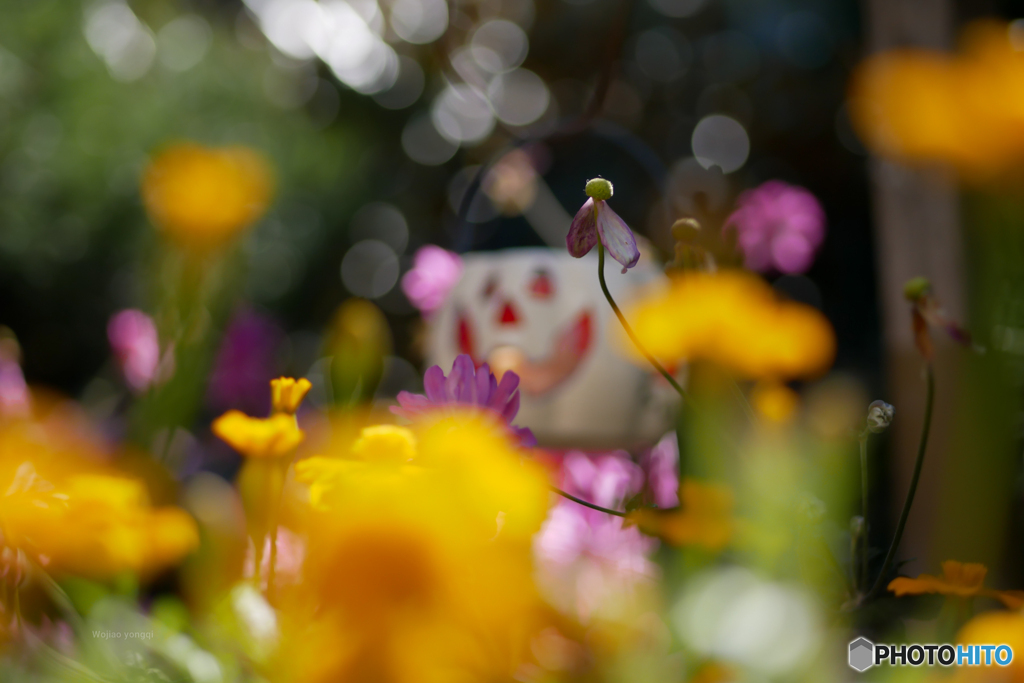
[865,400,895,434]
[903,276,931,302]
[584,178,613,201]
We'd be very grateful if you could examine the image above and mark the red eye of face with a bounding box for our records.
[482,275,498,300]
[529,270,554,299]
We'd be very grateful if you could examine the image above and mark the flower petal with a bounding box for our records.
[423,365,447,402]
[447,354,476,402]
[566,198,598,258]
[596,202,640,272]
[475,362,492,404]
[501,389,520,423]
[512,425,537,447]
[489,370,520,413]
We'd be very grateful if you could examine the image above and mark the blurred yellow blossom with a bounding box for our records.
[625,271,835,380]
[0,406,198,580]
[751,381,799,424]
[889,560,1024,608]
[142,142,273,250]
[270,377,311,415]
[213,411,304,459]
[351,425,417,463]
[278,410,555,683]
[850,20,1024,179]
[628,479,734,551]
[956,611,1024,682]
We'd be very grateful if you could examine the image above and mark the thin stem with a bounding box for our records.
[859,432,869,592]
[265,463,283,599]
[552,486,627,517]
[267,524,278,599]
[597,241,689,402]
[867,364,935,600]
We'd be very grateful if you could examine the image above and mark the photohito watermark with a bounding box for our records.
[92,630,154,641]
[849,637,1013,672]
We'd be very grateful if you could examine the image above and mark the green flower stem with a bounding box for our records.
[867,364,935,600]
[858,431,869,592]
[596,241,689,403]
[552,486,627,517]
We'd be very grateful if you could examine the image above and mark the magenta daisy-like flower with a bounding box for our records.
[392,354,536,446]
[566,178,640,273]
[724,180,826,275]
[400,245,463,315]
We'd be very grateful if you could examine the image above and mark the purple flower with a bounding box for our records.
[207,309,284,415]
[566,178,640,273]
[724,180,826,274]
[392,354,535,446]
[107,309,167,393]
[401,245,464,315]
[534,451,658,620]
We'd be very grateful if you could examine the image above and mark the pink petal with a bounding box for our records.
[595,202,640,272]
[566,198,598,258]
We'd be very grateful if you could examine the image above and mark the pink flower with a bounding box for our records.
[640,432,679,508]
[566,178,640,273]
[245,526,305,590]
[725,180,826,274]
[107,309,169,393]
[534,451,658,620]
[392,354,535,446]
[0,360,29,418]
[401,245,463,315]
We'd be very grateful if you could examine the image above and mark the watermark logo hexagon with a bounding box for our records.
[849,637,875,672]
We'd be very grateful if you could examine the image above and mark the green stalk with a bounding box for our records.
[867,364,935,600]
[552,486,627,517]
[596,241,689,402]
[859,432,869,592]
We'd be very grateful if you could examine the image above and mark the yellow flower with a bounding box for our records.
[750,381,799,424]
[296,411,549,539]
[270,377,312,415]
[277,410,555,683]
[141,142,273,250]
[625,271,835,380]
[956,611,1024,682]
[213,410,304,458]
[849,20,1024,179]
[0,409,198,581]
[627,479,734,551]
[889,560,1024,608]
[351,425,417,462]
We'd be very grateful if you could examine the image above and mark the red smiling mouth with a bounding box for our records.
[456,310,594,395]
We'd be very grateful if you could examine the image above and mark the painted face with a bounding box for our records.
[427,248,677,449]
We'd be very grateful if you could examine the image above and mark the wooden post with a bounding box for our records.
[862,0,966,576]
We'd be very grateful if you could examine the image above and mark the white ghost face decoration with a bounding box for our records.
[427,248,676,449]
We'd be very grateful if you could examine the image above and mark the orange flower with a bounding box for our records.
[625,270,835,380]
[849,20,1024,179]
[888,560,1024,608]
[627,479,734,551]
[142,142,273,250]
[0,403,198,581]
[271,377,312,415]
[213,411,304,459]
